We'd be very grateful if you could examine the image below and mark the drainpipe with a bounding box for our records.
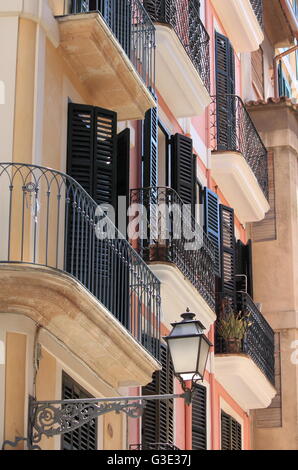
[273,45,298,98]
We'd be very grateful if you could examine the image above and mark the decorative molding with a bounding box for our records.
[215,355,276,411]
[0,264,161,389]
[155,24,211,118]
[211,151,270,223]
[211,0,264,53]
[149,263,216,332]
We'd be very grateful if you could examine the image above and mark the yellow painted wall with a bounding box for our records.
[103,412,124,450]
[13,19,36,164]
[36,348,57,450]
[4,333,27,450]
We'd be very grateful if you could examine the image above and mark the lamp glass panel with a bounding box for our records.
[167,336,200,374]
[198,336,210,378]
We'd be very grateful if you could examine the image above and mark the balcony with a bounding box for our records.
[215,292,276,411]
[263,0,298,47]
[130,187,216,330]
[210,0,264,52]
[56,0,156,120]
[143,0,211,117]
[0,163,161,387]
[210,95,270,223]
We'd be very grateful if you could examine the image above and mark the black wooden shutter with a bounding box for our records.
[142,343,174,447]
[67,103,117,208]
[171,134,195,215]
[66,104,95,283]
[219,205,236,305]
[215,32,236,151]
[143,105,158,188]
[204,188,221,277]
[62,373,97,450]
[236,239,254,298]
[67,103,95,195]
[221,411,242,450]
[117,128,130,233]
[192,384,207,450]
[93,106,117,209]
[159,344,174,445]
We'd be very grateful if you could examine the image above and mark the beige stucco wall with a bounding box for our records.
[248,103,298,450]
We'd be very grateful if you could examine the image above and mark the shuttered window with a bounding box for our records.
[219,205,236,305]
[192,385,207,450]
[171,133,196,216]
[204,188,221,277]
[215,32,236,151]
[61,373,97,450]
[67,103,129,327]
[142,343,174,447]
[251,47,264,99]
[221,411,242,450]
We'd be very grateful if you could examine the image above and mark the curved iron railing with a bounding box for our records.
[143,0,210,92]
[216,292,275,385]
[67,0,156,92]
[0,163,161,359]
[250,0,264,30]
[130,187,216,311]
[210,94,269,199]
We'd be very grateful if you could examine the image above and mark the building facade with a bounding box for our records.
[0,0,296,451]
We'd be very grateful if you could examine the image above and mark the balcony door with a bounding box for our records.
[66,103,130,329]
[215,32,236,151]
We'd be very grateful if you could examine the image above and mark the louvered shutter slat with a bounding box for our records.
[221,411,242,450]
[62,373,97,450]
[215,32,236,151]
[192,385,207,450]
[143,105,158,188]
[142,342,174,447]
[204,188,221,276]
[171,134,195,215]
[219,205,236,305]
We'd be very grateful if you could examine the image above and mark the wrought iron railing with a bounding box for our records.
[250,0,264,30]
[130,443,180,450]
[143,0,210,92]
[216,292,275,385]
[130,187,216,311]
[67,0,156,92]
[210,95,269,199]
[0,163,161,359]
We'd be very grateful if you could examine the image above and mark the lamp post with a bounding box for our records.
[2,309,212,450]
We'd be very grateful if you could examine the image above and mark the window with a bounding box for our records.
[192,385,207,450]
[61,373,98,450]
[221,411,242,450]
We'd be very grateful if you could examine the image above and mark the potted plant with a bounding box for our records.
[217,301,252,353]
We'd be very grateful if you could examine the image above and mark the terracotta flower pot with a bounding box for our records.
[226,338,242,354]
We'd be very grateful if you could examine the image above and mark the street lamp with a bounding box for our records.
[3,309,212,450]
[164,309,212,404]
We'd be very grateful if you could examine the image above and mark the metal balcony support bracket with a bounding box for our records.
[2,393,188,450]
